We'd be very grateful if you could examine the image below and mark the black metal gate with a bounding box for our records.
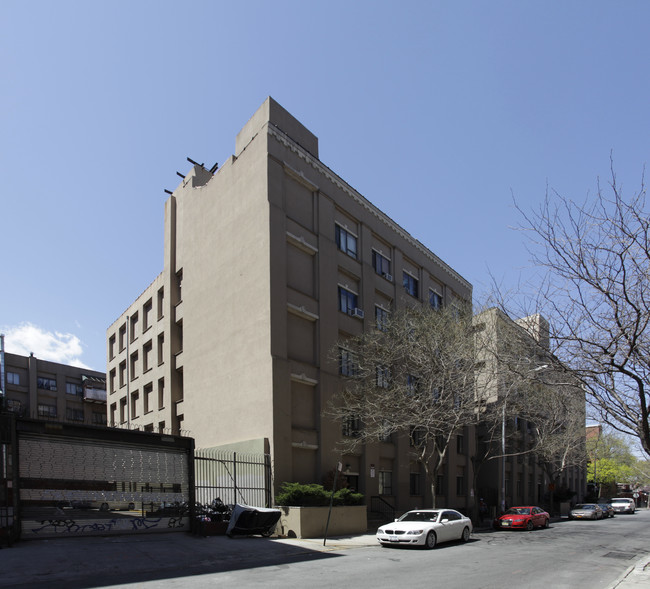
[0,412,18,545]
[194,448,272,509]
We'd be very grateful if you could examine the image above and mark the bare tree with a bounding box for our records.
[515,163,650,457]
[329,304,491,507]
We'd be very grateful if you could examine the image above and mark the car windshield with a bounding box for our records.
[400,511,439,522]
[610,499,629,504]
[504,508,531,515]
[574,504,594,510]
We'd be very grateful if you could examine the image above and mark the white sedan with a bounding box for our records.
[377,509,472,549]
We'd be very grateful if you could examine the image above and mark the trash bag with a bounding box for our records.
[226,504,281,538]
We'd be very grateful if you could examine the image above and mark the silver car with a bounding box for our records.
[569,504,603,520]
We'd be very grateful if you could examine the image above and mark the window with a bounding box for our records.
[375,305,389,331]
[37,403,57,418]
[130,313,139,343]
[376,365,390,388]
[379,471,393,495]
[66,382,83,396]
[93,411,107,425]
[410,472,421,496]
[372,250,391,278]
[456,472,466,496]
[144,382,153,414]
[143,298,153,331]
[110,403,117,426]
[109,334,116,360]
[130,351,139,380]
[158,378,165,410]
[429,289,443,310]
[157,287,165,319]
[119,361,126,388]
[403,272,419,298]
[6,399,22,413]
[407,374,419,394]
[443,510,461,521]
[143,340,153,372]
[410,427,425,447]
[158,421,166,434]
[175,269,183,303]
[338,286,358,315]
[119,397,127,423]
[37,377,57,391]
[7,372,19,385]
[335,224,357,258]
[157,333,165,365]
[342,415,361,437]
[131,390,139,418]
[456,434,464,454]
[339,348,358,377]
[379,421,393,443]
[66,407,84,422]
[119,323,127,351]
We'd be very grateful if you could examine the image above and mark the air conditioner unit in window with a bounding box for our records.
[351,308,365,319]
[384,273,393,282]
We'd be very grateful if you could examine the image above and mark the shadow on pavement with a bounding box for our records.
[0,533,342,589]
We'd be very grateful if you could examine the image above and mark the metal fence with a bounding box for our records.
[194,448,272,508]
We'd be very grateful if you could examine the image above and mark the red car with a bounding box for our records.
[494,506,550,531]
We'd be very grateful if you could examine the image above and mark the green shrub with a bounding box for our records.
[275,482,364,507]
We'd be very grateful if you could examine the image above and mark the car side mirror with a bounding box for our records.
[441,518,449,523]
[394,518,399,522]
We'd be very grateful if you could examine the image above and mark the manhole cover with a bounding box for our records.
[603,551,637,560]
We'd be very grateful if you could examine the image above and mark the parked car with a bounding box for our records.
[597,503,615,518]
[377,509,472,549]
[92,500,136,512]
[493,506,550,531]
[609,497,635,514]
[568,504,603,520]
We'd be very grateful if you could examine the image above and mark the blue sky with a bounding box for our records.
[2,0,649,372]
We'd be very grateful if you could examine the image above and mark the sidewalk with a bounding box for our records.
[607,555,650,589]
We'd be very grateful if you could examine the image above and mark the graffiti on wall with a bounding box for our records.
[26,515,186,537]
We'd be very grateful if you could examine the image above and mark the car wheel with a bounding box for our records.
[128,502,135,511]
[100,502,109,512]
[526,520,534,531]
[425,531,437,549]
[461,526,470,542]
[544,518,550,529]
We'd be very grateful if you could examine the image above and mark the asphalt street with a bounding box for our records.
[1,510,649,588]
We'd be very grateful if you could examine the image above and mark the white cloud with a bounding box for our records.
[1,323,91,369]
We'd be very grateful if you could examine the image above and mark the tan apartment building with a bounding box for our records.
[107,97,474,513]
[0,347,106,425]
[474,308,586,514]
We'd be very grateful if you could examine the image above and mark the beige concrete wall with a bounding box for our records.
[277,505,367,538]
[174,127,275,451]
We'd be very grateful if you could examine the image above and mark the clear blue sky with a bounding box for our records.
[2,0,649,372]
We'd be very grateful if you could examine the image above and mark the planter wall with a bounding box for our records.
[277,505,367,539]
